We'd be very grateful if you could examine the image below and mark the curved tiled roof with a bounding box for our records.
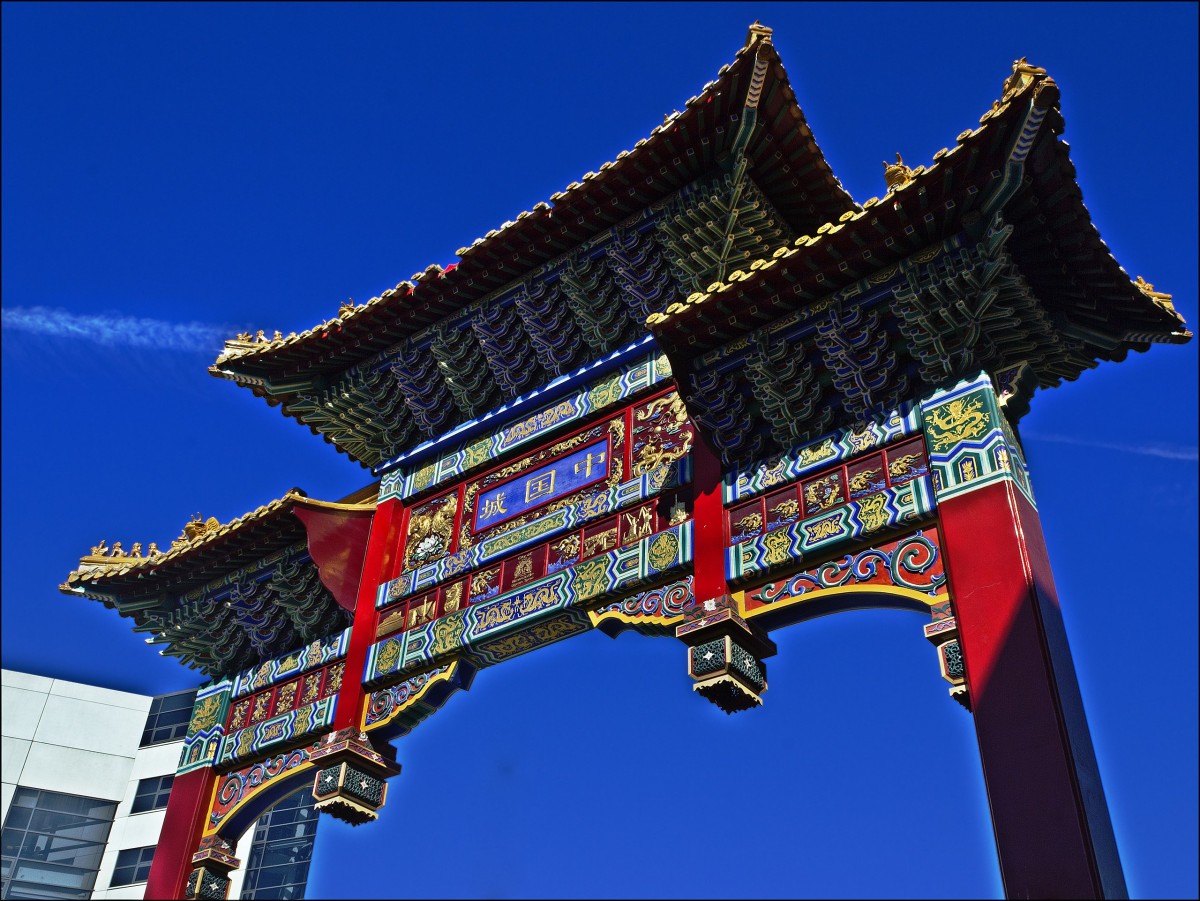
[646,61,1190,361]
[61,491,375,597]
[209,23,856,385]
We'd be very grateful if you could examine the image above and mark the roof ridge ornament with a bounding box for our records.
[883,153,917,191]
[1001,57,1048,100]
[744,21,773,48]
[1135,276,1182,319]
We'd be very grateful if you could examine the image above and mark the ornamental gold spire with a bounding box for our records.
[883,153,916,191]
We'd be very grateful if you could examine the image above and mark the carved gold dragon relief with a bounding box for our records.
[926,396,991,452]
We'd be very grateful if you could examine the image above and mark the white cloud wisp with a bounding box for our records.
[1023,431,1198,462]
[2,306,235,354]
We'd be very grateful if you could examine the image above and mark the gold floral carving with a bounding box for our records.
[405,495,457,569]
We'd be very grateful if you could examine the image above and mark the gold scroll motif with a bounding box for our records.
[632,393,694,476]
[804,475,842,512]
[926,395,990,452]
[441,581,464,614]
[647,531,680,572]
[474,583,558,632]
[572,558,610,603]
[762,529,792,567]
[857,493,890,534]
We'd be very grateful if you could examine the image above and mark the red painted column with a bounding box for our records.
[939,478,1126,899]
[143,768,215,900]
[689,430,727,603]
[333,495,405,730]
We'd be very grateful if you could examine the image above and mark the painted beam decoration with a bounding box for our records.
[366,521,693,684]
[920,372,1036,508]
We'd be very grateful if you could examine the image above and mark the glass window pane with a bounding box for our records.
[1,789,114,900]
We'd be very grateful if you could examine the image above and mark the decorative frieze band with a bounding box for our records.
[726,476,937,585]
[366,521,694,683]
[919,372,1036,508]
[230,628,351,698]
[724,405,922,505]
[377,460,690,606]
[380,352,673,502]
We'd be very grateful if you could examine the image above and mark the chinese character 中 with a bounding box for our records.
[574,450,607,478]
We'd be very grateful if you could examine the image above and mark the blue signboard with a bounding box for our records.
[473,438,611,532]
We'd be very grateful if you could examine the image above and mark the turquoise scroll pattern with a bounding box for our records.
[366,521,693,683]
[919,373,1036,509]
[726,476,937,585]
[217,695,336,767]
[176,680,232,776]
[381,351,671,502]
[230,628,350,698]
[377,461,690,606]
[724,404,922,505]
[362,661,476,735]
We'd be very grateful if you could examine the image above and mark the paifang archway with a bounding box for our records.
[60,23,1190,901]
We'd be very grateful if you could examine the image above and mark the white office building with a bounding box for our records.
[1,670,318,900]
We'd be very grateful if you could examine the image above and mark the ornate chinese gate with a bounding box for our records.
[61,23,1190,901]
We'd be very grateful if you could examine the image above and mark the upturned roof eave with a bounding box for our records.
[208,23,857,386]
[645,63,1190,359]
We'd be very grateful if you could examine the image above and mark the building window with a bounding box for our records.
[109,846,155,887]
[0,787,117,900]
[240,787,320,900]
[139,688,197,747]
[130,775,175,814]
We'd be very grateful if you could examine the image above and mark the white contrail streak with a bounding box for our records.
[2,306,235,353]
[1023,431,1198,462]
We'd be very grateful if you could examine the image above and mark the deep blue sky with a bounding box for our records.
[2,3,1196,899]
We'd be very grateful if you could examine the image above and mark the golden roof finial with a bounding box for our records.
[338,298,357,318]
[1135,276,1179,316]
[745,21,773,48]
[883,153,916,191]
[1002,57,1048,98]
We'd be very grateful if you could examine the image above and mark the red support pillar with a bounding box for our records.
[926,375,1126,899]
[333,495,405,731]
[144,768,215,900]
[690,430,727,604]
